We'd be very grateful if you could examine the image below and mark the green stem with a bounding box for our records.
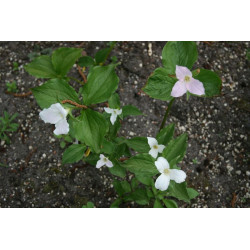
[69,76,84,85]
[159,98,175,131]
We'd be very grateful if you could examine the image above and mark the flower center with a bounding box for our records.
[153,145,158,149]
[163,168,170,175]
[184,75,191,82]
[103,157,108,162]
[113,111,117,114]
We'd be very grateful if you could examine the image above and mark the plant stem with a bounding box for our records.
[159,98,175,131]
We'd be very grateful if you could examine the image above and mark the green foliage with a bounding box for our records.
[162,199,178,208]
[122,105,144,118]
[62,144,86,164]
[78,56,95,67]
[0,112,19,144]
[125,137,150,153]
[108,93,120,109]
[13,62,19,71]
[82,202,95,208]
[156,123,175,145]
[6,81,17,93]
[82,64,119,105]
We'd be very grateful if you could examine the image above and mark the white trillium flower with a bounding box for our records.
[96,154,113,168]
[104,107,122,125]
[155,157,186,191]
[39,103,69,135]
[147,137,165,158]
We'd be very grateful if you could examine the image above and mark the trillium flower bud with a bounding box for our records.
[96,154,113,168]
[39,103,69,135]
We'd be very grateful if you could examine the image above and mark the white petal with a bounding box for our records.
[104,107,114,114]
[100,154,105,160]
[186,78,205,96]
[171,80,187,97]
[155,174,170,191]
[170,169,186,183]
[155,157,169,173]
[149,148,158,159]
[157,144,165,153]
[110,113,118,125]
[105,160,113,168]
[116,109,122,115]
[147,137,158,148]
[176,65,192,80]
[54,118,69,135]
[96,159,105,168]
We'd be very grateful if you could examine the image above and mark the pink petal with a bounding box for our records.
[186,78,205,96]
[176,65,192,81]
[171,80,187,97]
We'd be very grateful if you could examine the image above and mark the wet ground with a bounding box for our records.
[0,41,249,208]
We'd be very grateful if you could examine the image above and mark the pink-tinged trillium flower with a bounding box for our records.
[147,137,165,159]
[39,103,69,135]
[155,157,186,191]
[171,65,205,97]
[104,107,122,125]
[96,154,113,168]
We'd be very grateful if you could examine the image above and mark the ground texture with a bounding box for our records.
[0,41,249,208]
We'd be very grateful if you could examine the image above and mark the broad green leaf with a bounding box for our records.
[86,202,95,208]
[154,199,163,208]
[101,139,115,154]
[78,56,95,67]
[110,198,122,208]
[113,180,124,196]
[143,68,177,101]
[168,182,190,203]
[194,69,222,97]
[131,178,139,190]
[121,153,157,176]
[187,188,199,199]
[162,133,188,163]
[156,123,175,145]
[129,188,149,205]
[82,64,119,105]
[162,41,198,73]
[122,105,143,118]
[62,144,86,164]
[108,161,126,178]
[113,141,131,158]
[163,199,178,208]
[24,55,58,78]
[120,181,131,194]
[52,47,82,76]
[108,93,120,109]
[135,174,153,186]
[125,137,150,153]
[73,109,107,153]
[32,79,80,109]
[107,119,121,139]
[95,48,111,65]
[84,152,99,165]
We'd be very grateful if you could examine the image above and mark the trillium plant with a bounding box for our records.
[25,41,222,208]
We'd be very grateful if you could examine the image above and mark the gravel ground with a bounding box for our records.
[0,41,249,208]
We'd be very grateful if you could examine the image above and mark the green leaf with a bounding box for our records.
[62,144,86,164]
[82,64,119,105]
[24,55,58,78]
[101,139,115,154]
[108,161,126,178]
[113,180,124,196]
[129,188,149,205]
[156,123,175,145]
[162,41,198,73]
[143,68,177,101]
[194,69,222,97]
[154,199,163,208]
[108,93,120,109]
[32,79,80,109]
[135,174,153,186]
[95,48,111,65]
[121,153,157,176]
[120,181,131,194]
[125,137,150,153]
[162,133,188,163]
[131,178,139,190]
[122,105,143,118]
[162,199,178,208]
[168,182,190,203]
[52,47,82,77]
[187,188,199,199]
[78,56,95,67]
[73,109,108,153]
[86,202,95,208]
[110,198,122,208]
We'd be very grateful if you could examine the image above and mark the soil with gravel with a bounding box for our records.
[0,41,249,208]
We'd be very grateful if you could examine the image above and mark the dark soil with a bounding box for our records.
[0,41,249,208]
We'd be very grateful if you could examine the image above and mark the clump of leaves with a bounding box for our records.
[82,202,95,208]
[0,112,19,144]
[13,62,19,71]
[6,81,17,93]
